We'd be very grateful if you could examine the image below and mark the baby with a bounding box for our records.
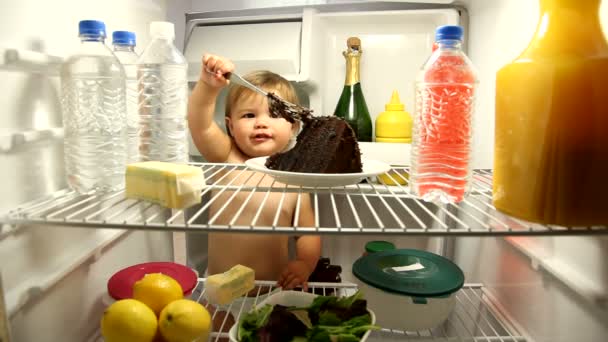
[188,54,321,291]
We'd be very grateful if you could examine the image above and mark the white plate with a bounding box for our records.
[245,157,391,187]
[229,290,376,342]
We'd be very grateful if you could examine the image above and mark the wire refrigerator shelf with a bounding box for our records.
[4,163,607,236]
[92,281,526,342]
[196,281,526,342]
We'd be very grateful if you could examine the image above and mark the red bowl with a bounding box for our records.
[107,262,198,300]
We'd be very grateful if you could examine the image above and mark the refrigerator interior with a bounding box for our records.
[0,0,606,341]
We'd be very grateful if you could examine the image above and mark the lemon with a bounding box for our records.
[159,299,211,342]
[101,299,158,342]
[133,273,183,316]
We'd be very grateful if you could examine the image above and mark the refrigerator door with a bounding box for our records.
[0,1,174,341]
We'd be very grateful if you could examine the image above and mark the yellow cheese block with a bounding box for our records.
[125,161,205,209]
[205,265,255,305]
[378,170,409,186]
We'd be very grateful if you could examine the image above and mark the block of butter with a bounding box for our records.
[205,264,255,305]
[125,161,205,209]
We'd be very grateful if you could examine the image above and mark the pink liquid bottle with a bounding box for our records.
[410,25,478,203]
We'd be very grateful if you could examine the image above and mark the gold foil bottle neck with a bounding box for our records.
[343,37,362,86]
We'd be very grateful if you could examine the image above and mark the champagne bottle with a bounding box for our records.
[334,37,372,142]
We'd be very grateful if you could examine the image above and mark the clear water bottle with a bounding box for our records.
[60,20,127,193]
[137,22,188,163]
[410,25,478,204]
[112,30,140,164]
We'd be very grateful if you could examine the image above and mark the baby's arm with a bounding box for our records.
[277,194,321,290]
[188,54,234,162]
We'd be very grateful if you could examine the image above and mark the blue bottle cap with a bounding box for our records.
[112,31,136,46]
[79,20,106,38]
[435,25,463,41]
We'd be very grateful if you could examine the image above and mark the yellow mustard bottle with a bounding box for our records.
[375,90,412,185]
[375,90,412,143]
[494,0,608,225]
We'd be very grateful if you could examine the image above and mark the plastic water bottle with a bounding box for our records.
[137,22,188,163]
[112,31,140,164]
[410,25,478,203]
[60,20,127,193]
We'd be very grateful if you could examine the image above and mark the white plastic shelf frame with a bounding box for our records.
[3,163,607,236]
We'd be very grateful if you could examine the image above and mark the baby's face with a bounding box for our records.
[226,90,298,158]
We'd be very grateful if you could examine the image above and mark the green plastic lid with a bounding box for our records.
[353,249,464,297]
[365,241,396,253]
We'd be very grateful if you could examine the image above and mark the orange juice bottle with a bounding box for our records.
[494,0,608,225]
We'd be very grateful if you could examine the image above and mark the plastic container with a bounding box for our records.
[375,90,412,185]
[362,240,395,257]
[60,20,127,193]
[103,262,199,307]
[353,249,464,330]
[112,31,140,164]
[137,22,189,163]
[107,262,198,300]
[112,31,138,63]
[410,25,478,204]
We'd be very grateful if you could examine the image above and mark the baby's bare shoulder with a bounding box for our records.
[223,140,249,163]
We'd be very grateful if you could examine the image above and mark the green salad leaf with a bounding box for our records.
[237,291,378,341]
[238,304,274,342]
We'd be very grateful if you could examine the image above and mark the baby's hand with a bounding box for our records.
[200,54,234,89]
[277,260,312,291]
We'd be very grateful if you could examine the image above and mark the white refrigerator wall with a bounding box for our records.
[0,1,178,341]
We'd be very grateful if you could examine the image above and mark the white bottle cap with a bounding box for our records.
[149,21,175,40]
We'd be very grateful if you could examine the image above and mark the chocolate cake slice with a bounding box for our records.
[265,116,363,173]
[267,92,313,123]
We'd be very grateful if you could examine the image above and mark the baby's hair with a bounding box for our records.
[225,70,299,118]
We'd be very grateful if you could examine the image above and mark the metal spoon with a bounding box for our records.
[207,69,313,123]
